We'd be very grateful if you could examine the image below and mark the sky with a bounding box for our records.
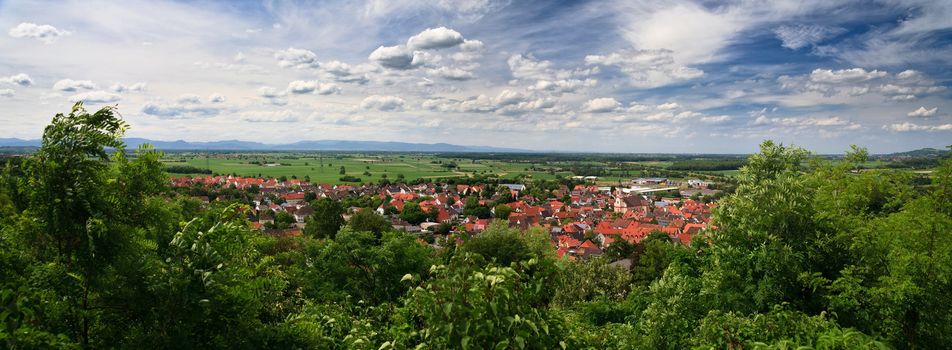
[0,0,951,154]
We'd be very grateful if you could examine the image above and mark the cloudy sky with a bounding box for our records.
[1,0,951,153]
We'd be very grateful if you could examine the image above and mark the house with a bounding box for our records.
[614,195,650,214]
[500,184,527,192]
[294,205,314,223]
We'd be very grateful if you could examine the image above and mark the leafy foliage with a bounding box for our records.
[1,105,950,349]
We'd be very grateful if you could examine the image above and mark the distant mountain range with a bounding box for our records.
[0,137,528,153]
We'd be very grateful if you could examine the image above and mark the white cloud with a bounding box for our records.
[53,79,96,92]
[656,102,680,110]
[907,106,938,118]
[239,110,300,123]
[1,73,33,87]
[320,61,373,84]
[407,27,464,50]
[774,24,842,50]
[209,93,226,103]
[507,54,555,80]
[582,97,621,113]
[257,86,285,98]
[369,45,415,69]
[110,82,147,93]
[68,90,120,103]
[0,89,14,97]
[585,49,703,87]
[176,94,202,104]
[809,68,886,84]
[778,68,945,100]
[460,39,484,51]
[753,115,858,130]
[287,80,341,95]
[360,95,406,111]
[700,115,731,124]
[431,67,475,80]
[275,47,320,69]
[141,98,227,119]
[8,22,70,43]
[884,122,952,132]
[528,79,597,94]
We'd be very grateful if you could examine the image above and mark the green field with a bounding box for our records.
[162,154,576,183]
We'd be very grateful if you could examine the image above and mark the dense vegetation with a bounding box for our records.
[1,103,950,349]
[668,158,747,171]
[162,164,213,174]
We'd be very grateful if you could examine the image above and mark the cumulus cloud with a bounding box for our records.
[1,73,33,87]
[176,94,202,104]
[53,79,96,92]
[656,102,680,110]
[460,39,484,52]
[582,97,621,113]
[142,98,227,119]
[320,61,373,84]
[528,79,597,94]
[110,82,147,93]
[778,68,945,100]
[0,89,13,97]
[407,27,464,50]
[360,95,406,111]
[808,68,887,84]
[209,93,226,103]
[287,80,341,95]
[753,115,859,130]
[907,106,938,118]
[774,24,843,50]
[8,22,70,43]
[884,122,952,132]
[369,45,415,69]
[585,49,704,87]
[275,47,320,69]
[421,90,555,116]
[507,54,599,95]
[68,90,121,103]
[257,86,285,98]
[431,67,475,80]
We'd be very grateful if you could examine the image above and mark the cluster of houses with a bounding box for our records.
[171,175,718,260]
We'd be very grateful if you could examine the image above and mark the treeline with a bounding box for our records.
[163,164,213,174]
[668,158,747,171]
[1,104,951,349]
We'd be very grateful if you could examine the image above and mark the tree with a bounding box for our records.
[493,204,512,220]
[339,166,346,175]
[391,253,568,349]
[496,185,514,203]
[25,103,129,346]
[844,144,869,172]
[304,198,344,239]
[348,208,392,238]
[399,201,427,225]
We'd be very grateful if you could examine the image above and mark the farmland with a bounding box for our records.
[158,152,752,185]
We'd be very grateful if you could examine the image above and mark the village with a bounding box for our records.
[170,174,720,260]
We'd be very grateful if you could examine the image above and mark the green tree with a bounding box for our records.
[493,204,512,220]
[399,201,428,225]
[25,103,129,346]
[349,208,392,238]
[304,198,344,239]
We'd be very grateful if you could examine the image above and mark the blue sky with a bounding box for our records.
[0,0,950,153]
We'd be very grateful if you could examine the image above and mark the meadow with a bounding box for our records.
[162,153,577,183]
